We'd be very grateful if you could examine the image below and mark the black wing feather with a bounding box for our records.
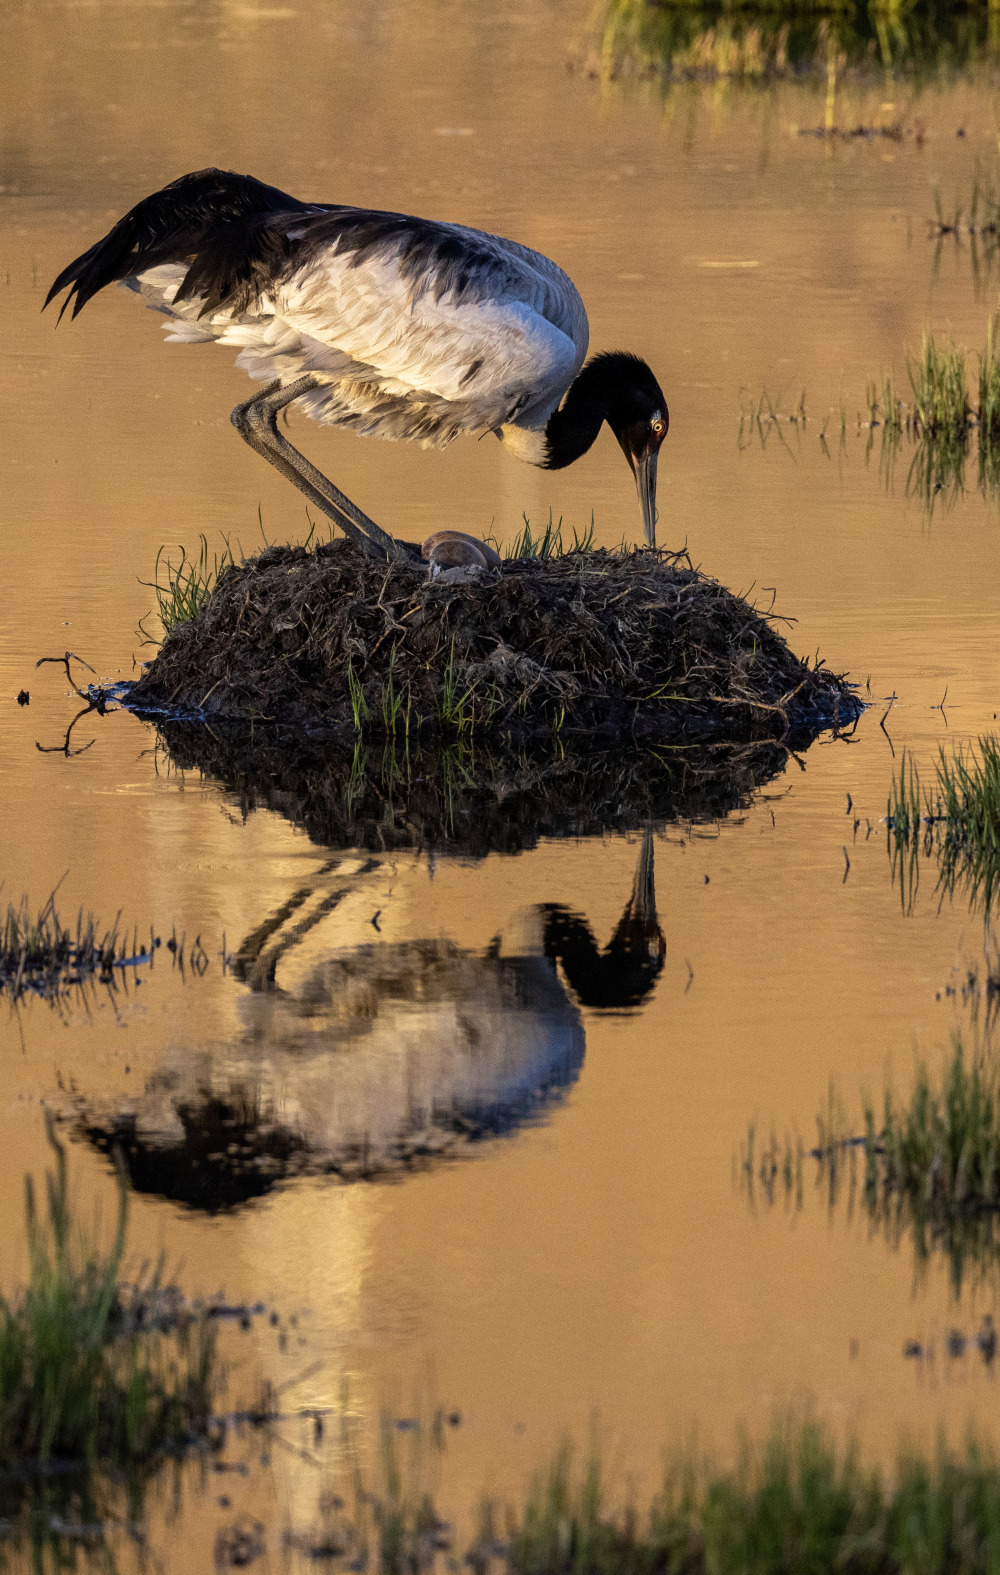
[47,167,558,329]
[44,167,317,323]
[295,209,521,307]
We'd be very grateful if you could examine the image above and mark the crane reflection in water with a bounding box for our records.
[72,832,664,1210]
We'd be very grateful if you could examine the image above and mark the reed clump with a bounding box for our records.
[0,1117,218,1467]
[866,1041,1000,1214]
[811,326,1000,513]
[0,889,152,1006]
[289,1413,1000,1575]
[887,739,1000,912]
[907,334,970,436]
[746,1038,1000,1291]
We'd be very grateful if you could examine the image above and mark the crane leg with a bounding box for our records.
[230,376,408,562]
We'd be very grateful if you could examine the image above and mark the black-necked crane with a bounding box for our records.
[46,168,669,562]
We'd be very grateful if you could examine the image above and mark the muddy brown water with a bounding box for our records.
[3,0,1000,1565]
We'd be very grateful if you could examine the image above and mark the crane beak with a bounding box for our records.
[635,447,658,548]
[615,422,661,548]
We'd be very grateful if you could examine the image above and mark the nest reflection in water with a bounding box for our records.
[67,706,837,1207]
[153,718,806,857]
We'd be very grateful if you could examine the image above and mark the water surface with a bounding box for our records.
[2,1,1000,1564]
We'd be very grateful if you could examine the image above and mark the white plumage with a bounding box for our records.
[130,226,587,456]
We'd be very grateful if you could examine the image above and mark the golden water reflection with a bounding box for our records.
[3,0,1000,1565]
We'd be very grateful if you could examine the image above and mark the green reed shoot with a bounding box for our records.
[888,738,1000,912]
[141,534,236,636]
[293,1409,1000,1575]
[978,315,1000,438]
[865,370,904,432]
[505,510,595,561]
[380,644,409,736]
[436,639,478,733]
[347,658,371,733]
[907,333,970,436]
[0,1117,217,1466]
[887,748,922,845]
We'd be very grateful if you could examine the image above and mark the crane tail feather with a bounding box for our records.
[44,167,316,322]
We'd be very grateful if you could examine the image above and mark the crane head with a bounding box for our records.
[604,356,669,548]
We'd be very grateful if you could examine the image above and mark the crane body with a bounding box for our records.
[47,169,668,559]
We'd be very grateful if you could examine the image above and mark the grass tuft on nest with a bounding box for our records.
[0,1115,217,1468]
[128,535,855,745]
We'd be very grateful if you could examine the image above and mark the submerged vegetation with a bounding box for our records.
[745,1035,1000,1291]
[887,738,1000,913]
[0,1118,218,1467]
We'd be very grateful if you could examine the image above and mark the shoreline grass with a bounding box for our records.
[0,1116,219,1469]
[287,1412,1000,1575]
[591,0,1000,87]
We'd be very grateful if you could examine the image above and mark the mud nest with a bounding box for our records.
[129,539,857,743]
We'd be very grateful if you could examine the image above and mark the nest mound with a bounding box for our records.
[129,539,857,743]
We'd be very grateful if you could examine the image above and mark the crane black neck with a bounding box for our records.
[543,351,663,472]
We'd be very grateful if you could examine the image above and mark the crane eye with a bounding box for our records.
[651,418,664,436]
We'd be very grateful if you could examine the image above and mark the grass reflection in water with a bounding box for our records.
[887,739,1000,915]
[744,1029,1000,1294]
[591,0,1000,88]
